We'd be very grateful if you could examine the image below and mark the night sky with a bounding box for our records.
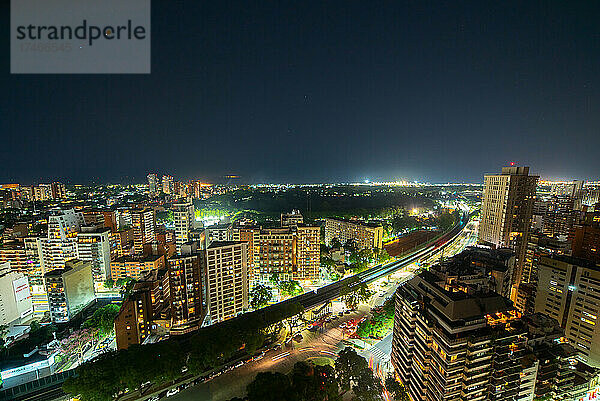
[1,1,599,184]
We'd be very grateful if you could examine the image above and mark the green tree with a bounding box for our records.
[320,254,335,269]
[0,324,9,339]
[247,372,292,401]
[314,364,342,401]
[374,248,391,264]
[249,284,273,309]
[344,239,357,254]
[63,351,123,401]
[391,214,418,234]
[0,324,8,349]
[340,280,372,310]
[350,248,373,271]
[269,272,281,286]
[290,361,342,401]
[335,347,368,391]
[281,302,304,336]
[104,278,114,289]
[434,210,459,231]
[385,374,409,401]
[278,280,304,297]
[353,367,383,401]
[83,304,120,335]
[330,237,342,249]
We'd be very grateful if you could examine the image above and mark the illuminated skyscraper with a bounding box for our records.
[76,227,112,284]
[535,255,600,367]
[161,175,174,194]
[205,241,248,324]
[38,209,85,272]
[479,166,538,297]
[173,200,196,254]
[131,208,156,255]
[147,173,159,196]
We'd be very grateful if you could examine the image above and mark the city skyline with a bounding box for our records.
[3,1,600,400]
[2,1,600,183]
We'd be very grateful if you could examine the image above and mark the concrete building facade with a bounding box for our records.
[479,166,538,297]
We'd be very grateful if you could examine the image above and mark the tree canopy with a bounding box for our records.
[243,353,382,401]
[340,280,373,310]
[250,284,274,309]
[83,304,121,335]
[63,301,307,401]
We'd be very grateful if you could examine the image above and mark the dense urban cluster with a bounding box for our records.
[391,167,600,401]
[1,167,600,401]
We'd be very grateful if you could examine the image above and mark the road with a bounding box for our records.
[166,307,368,401]
[360,220,478,373]
[152,216,478,401]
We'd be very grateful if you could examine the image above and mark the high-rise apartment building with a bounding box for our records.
[204,223,231,247]
[33,184,52,201]
[542,195,578,238]
[50,182,66,199]
[534,255,600,367]
[131,208,156,255]
[114,268,171,350]
[110,254,165,280]
[281,210,304,227]
[581,187,600,210]
[38,209,85,272]
[479,166,538,297]
[294,225,320,281]
[205,241,248,324]
[571,210,600,264]
[161,175,174,194]
[324,218,383,250]
[76,227,111,284]
[230,223,259,283]
[167,254,204,326]
[435,246,515,299]
[551,180,584,198]
[44,259,95,323]
[147,173,159,196]
[256,227,295,280]
[0,238,47,317]
[190,181,213,199]
[522,233,571,285]
[391,270,534,401]
[230,218,320,284]
[173,201,196,254]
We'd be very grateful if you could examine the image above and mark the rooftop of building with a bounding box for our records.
[79,226,111,234]
[0,240,25,250]
[44,259,90,277]
[324,217,382,228]
[407,270,514,320]
[136,267,168,284]
[438,246,514,275]
[112,254,164,263]
[542,253,599,269]
[206,223,231,230]
[207,240,245,249]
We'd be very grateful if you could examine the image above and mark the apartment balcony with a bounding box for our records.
[464,360,491,373]
[462,375,489,388]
